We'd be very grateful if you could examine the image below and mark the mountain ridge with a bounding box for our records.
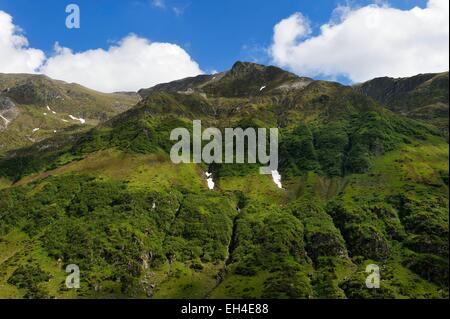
[0,73,139,155]
[354,71,449,136]
[0,63,448,299]
[139,61,314,99]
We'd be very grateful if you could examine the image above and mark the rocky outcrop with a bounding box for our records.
[0,96,19,130]
[139,62,314,99]
[354,72,449,136]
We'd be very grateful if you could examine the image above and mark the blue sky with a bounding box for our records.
[1,0,447,92]
[0,0,428,72]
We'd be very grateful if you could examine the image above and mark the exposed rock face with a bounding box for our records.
[139,61,314,99]
[0,96,15,109]
[354,73,440,105]
[0,96,19,130]
[276,78,313,91]
[354,72,449,136]
[4,79,65,105]
[139,74,221,97]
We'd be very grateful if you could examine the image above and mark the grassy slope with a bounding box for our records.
[0,73,139,155]
[0,135,446,299]
[0,65,448,299]
[355,72,449,136]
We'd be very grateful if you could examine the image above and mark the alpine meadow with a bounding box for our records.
[0,0,449,303]
[0,62,448,299]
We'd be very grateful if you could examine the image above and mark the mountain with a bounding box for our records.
[0,73,139,155]
[355,72,449,136]
[0,63,448,299]
[139,61,314,98]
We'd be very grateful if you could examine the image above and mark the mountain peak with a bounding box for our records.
[229,61,266,74]
[139,62,314,99]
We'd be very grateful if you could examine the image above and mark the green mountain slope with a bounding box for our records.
[0,63,448,299]
[139,61,313,98]
[355,72,449,136]
[0,73,139,155]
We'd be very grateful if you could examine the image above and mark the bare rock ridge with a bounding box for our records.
[0,96,19,131]
[354,72,448,106]
[138,61,314,99]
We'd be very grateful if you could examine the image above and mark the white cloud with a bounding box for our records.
[0,10,202,93]
[0,11,45,73]
[151,0,166,9]
[270,0,449,82]
[150,0,188,17]
[40,35,203,92]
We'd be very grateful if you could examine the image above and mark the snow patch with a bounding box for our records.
[271,170,283,189]
[260,85,266,91]
[69,115,86,124]
[47,106,57,114]
[205,172,215,190]
[0,114,10,125]
[32,128,40,133]
[43,112,47,116]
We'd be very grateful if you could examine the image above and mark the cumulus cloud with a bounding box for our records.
[0,11,45,73]
[0,10,202,92]
[270,0,449,82]
[40,35,203,92]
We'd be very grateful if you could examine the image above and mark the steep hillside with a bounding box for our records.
[355,72,449,136]
[0,63,448,299]
[139,61,314,98]
[0,73,139,155]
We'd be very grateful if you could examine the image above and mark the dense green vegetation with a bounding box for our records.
[0,63,448,299]
[356,72,449,136]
